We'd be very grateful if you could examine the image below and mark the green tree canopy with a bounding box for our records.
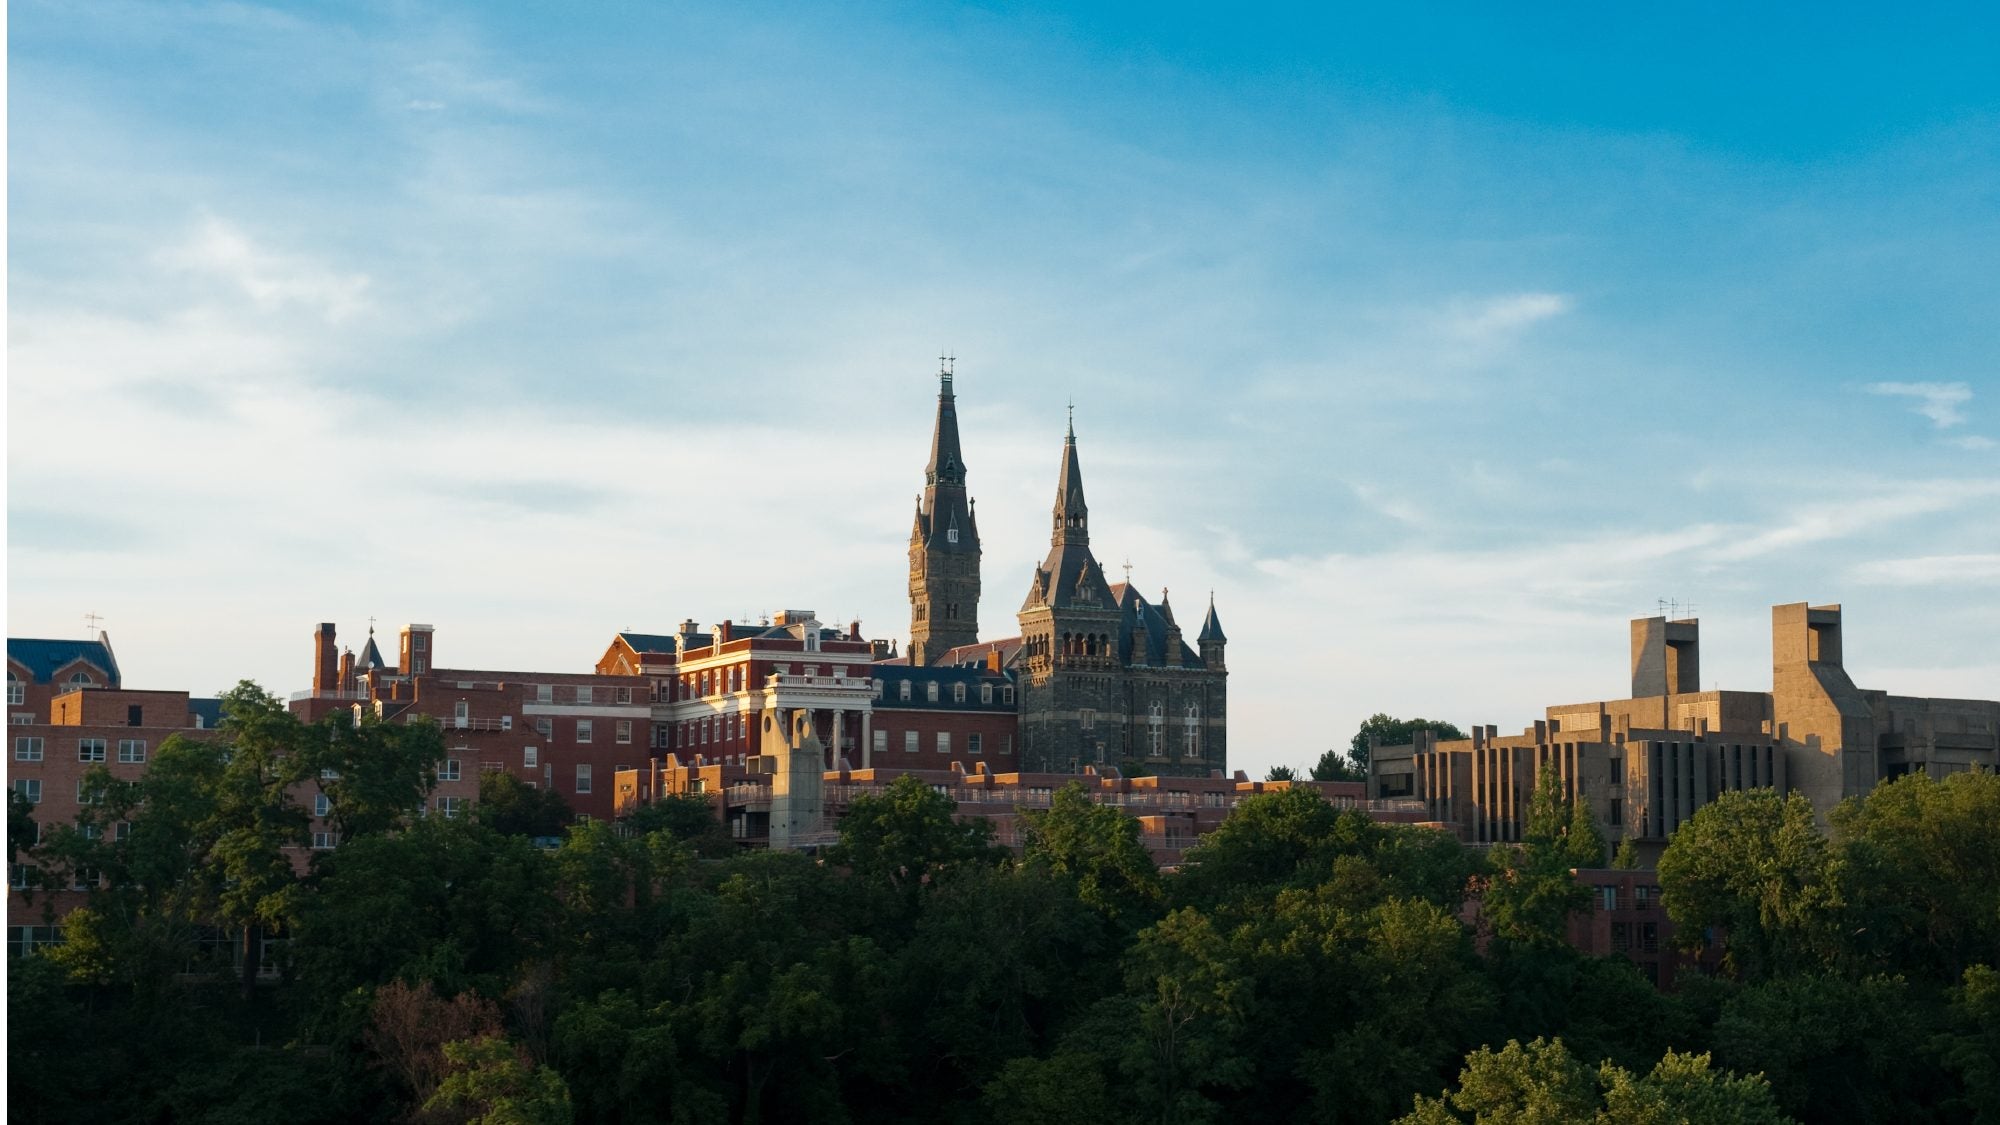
[1656,790,1840,980]
[1351,714,1469,769]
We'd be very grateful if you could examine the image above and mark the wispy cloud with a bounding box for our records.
[1849,554,2000,587]
[1865,381,1973,428]
[1709,479,2000,562]
[158,217,372,322]
[1445,292,1573,341]
[1947,435,1995,451]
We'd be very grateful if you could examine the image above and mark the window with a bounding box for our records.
[947,527,959,544]
[500,715,513,731]
[454,701,469,725]
[952,683,966,703]
[115,822,131,842]
[71,868,98,892]
[1183,703,1201,758]
[899,681,912,702]
[969,733,983,755]
[77,780,105,804]
[926,682,940,703]
[10,864,37,890]
[5,676,22,705]
[872,679,884,699]
[1149,702,1164,756]
[14,737,43,762]
[524,746,539,768]
[321,767,341,780]
[1003,686,1015,704]
[1609,799,1623,827]
[117,739,146,763]
[1634,885,1655,908]
[1609,757,1625,785]
[577,686,594,705]
[68,672,92,687]
[904,731,919,753]
[10,715,30,725]
[1003,736,1013,756]
[440,759,461,782]
[413,660,427,675]
[536,684,553,703]
[575,764,593,794]
[535,717,553,738]
[315,794,332,817]
[873,730,887,757]
[937,732,952,755]
[616,720,633,744]
[1640,922,1660,953]
[413,633,428,651]
[78,738,106,762]
[1080,709,1096,731]
[1611,922,1631,953]
[312,832,335,850]
[1598,886,1618,911]
[577,720,593,743]
[980,684,992,705]
[436,796,463,819]
[126,705,143,727]
[616,686,632,704]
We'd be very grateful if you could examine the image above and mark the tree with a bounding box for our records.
[301,709,444,846]
[1310,748,1364,782]
[1656,790,1840,980]
[1482,767,1595,947]
[829,774,1000,895]
[1020,780,1163,926]
[477,772,573,840]
[1265,764,1299,783]
[368,979,504,1108]
[1350,714,1468,770]
[423,1035,573,1125]
[1829,769,2000,981]
[1398,1037,1795,1124]
[1611,838,1639,870]
[624,791,736,857]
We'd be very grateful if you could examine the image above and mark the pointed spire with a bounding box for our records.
[1198,591,1227,644]
[1052,410,1089,546]
[926,360,965,488]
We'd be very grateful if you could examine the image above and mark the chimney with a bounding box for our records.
[849,619,862,641]
[718,620,734,643]
[338,648,357,693]
[314,623,338,696]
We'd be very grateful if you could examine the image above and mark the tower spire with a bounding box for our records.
[910,357,981,665]
[1052,407,1088,547]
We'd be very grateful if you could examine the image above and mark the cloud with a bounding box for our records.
[1849,554,2000,587]
[158,217,373,323]
[1865,381,1973,428]
[1708,478,2000,562]
[1947,435,1995,451]
[1446,292,1573,341]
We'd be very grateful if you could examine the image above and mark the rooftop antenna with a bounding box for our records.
[83,611,104,637]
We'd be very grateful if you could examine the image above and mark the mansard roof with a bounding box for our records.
[7,635,121,687]
[616,632,681,655]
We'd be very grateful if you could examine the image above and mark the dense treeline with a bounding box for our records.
[8,684,1999,1124]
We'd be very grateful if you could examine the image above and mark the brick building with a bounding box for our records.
[7,635,229,957]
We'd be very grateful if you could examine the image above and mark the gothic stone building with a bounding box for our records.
[906,369,1228,777]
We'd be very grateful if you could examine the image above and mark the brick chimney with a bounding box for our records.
[400,624,435,676]
[314,623,338,695]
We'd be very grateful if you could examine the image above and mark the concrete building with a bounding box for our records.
[1369,602,2000,855]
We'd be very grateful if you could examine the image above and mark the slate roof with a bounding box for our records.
[617,632,681,655]
[356,634,389,670]
[1198,595,1227,645]
[189,697,225,729]
[7,636,121,687]
[1111,586,1204,668]
[939,636,1024,669]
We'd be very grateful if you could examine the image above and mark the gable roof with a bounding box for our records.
[617,632,681,655]
[7,636,122,687]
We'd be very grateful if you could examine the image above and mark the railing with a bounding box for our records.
[480,761,509,773]
[289,690,370,703]
[451,717,512,732]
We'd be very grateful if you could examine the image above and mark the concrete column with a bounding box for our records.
[861,711,873,769]
[831,708,844,770]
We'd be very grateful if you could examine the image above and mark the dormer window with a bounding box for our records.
[947,527,959,544]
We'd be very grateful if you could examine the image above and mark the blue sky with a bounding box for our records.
[9,1,1998,776]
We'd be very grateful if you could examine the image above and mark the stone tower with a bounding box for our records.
[1017,415,1123,770]
[908,364,981,665]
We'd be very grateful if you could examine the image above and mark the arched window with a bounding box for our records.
[5,673,22,706]
[1148,703,1164,756]
[1184,703,1201,758]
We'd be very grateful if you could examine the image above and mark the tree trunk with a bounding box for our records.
[240,923,262,998]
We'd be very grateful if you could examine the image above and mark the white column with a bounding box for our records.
[861,711,873,770]
[831,708,845,771]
